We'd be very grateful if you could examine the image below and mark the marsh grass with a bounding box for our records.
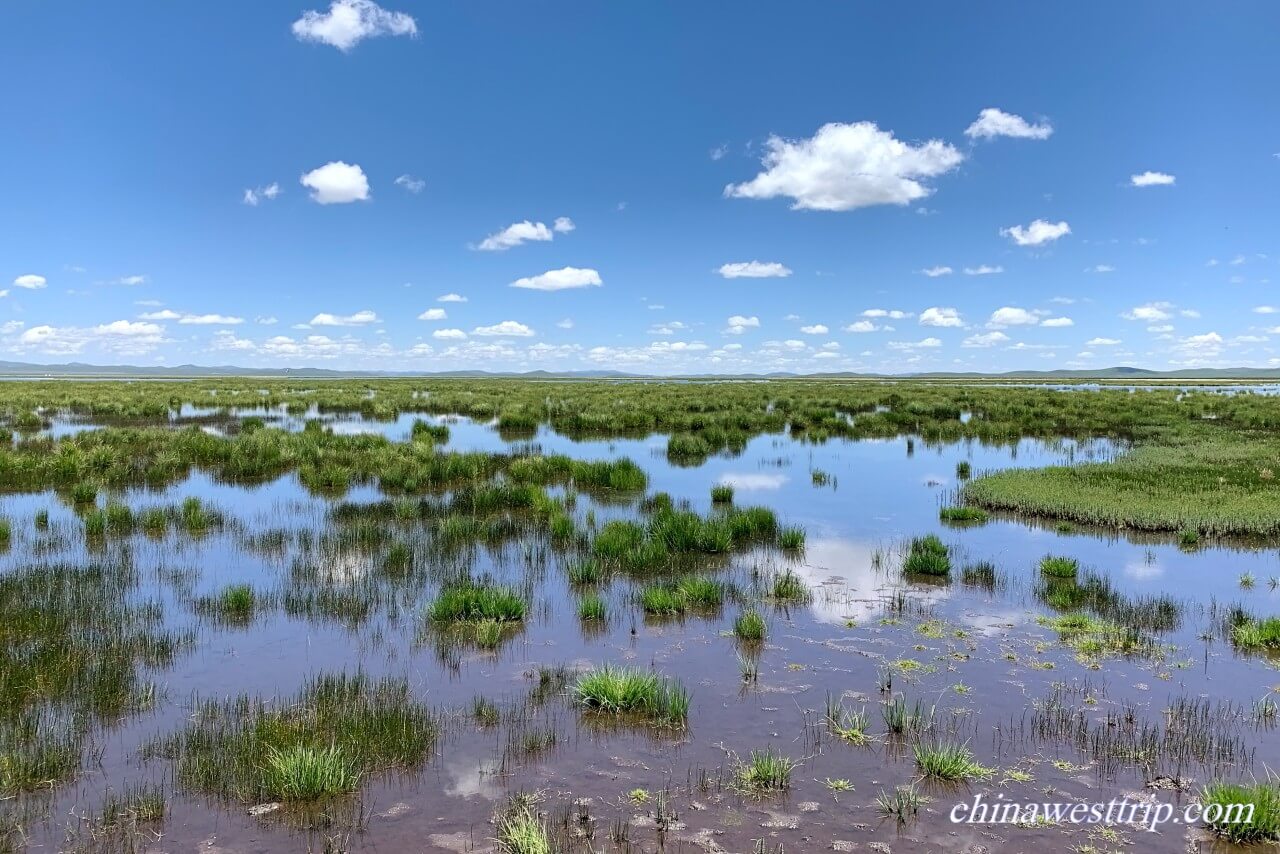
[939,505,988,524]
[427,581,525,623]
[572,666,689,727]
[824,695,871,745]
[882,695,931,737]
[577,593,607,621]
[148,672,436,803]
[1200,779,1280,842]
[903,535,950,576]
[733,608,766,642]
[1039,555,1080,579]
[732,748,797,792]
[876,785,925,821]
[914,741,993,780]
[777,526,805,550]
[193,584,258,624]
[764,569,810,602]
[496,803,552,854]
[1230,616,1280,650]
[566,558,605,585]
[710,484,734,504]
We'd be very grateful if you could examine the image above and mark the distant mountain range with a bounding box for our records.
[1,359,1279,381]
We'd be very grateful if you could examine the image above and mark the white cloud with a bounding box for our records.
[433,328,467,340]
[843,320,880,333]
[964,108,1052,141]
[799,324,829,335]
[310,309,379,326]
[724,121,964,211]
[139,309,181,320]
[438,293,467,303]
[861,308,911,319]
[919,306,963,327]
[1130,171,1176,187]
[178,314,244,325]
[393,174,425,193]
[510,266,602,291]
[257,316,278,325]
[1001,219,1071,247]
[300,161,370,204]
[921,265,953,277]
[11,319,169,357]
[418,308,447,320]
[292,0,417,51]
[724,315,760,335]
[556,318,574,329]
[1085,264,1115,274]
[472,320,534,337]
[1179,308,1201,319]
[1254,306,1279,314]
[887,337,942,350]
[962,331,1010,348]
[111,275,148,286]
[963,264,1003,276]
[243,183,281,206]
[1087,337,1122,346]
[717,261,792,279]
[553,217,575,233]
[13,274,46,290]
[987,306,1039,327]
[1121,302,1172,322]
[1040,316,1074,327]
[209,330,255,352]
[477,220,553,251]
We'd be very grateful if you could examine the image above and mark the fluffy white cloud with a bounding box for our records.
[13,274,46,289]
[553,217,575,233]
[140,309,181,320]
[178,314,244,325]
[300,161,371,204]
[987,306,1039,327]
[1121,302,1172,322]
[724,121,963,211]
[1001,219,1071,247]
[799,324,828,335]
[717,261,792,279]
[919,306,963,327]
[1087,337,1122,346]
[472,320,534,337]
[433,328,467,340]
[11,319,168,357]
[963,264,1003,276]
[310,309,379,326]
[510,267,602,291]
[1130,171,1176,187]
[843,320,880,333]
[1040,316,1074,327]
[962,331,1010,348]
[394,174,425,193]
[920,266,953,277]
[477,221,551,251]
[724,315,760,335]
[243,183,280,206]
[417,308,446,321]
[438,293,467,302]
[862,308,911,319]
[292,0,417,51]
[964,108,1053,140]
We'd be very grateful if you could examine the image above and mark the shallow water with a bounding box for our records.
[1,414,1276,852]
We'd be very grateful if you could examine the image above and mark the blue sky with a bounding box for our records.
[3,1,1278,373]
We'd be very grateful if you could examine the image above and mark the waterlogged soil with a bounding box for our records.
[3,416,1277,853]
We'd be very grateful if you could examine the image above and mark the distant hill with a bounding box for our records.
[1,360,1278,381]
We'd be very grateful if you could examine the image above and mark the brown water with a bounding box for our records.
[2,416,1275,853]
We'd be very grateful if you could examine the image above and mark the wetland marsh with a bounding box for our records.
[2,378,1279,853]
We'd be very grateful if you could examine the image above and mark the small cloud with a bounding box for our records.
[556,318,574,329]
[300,161,371,204]
[110,275,148,286]
[963,264,1003,276]
[393,174,425,193]
[964,107,1053,140]
[862,309,912,319]
[887,337,942,350]
[919,306,963,328]
[1085,264,1115,274]
[962,331,1010,348]
[417,308,447,321]
[1130,171,1176,187]
[178,314,244,325]
[433,328,467,340]
[717,261,792,279]
[552,217,575,233]
[292,0,417,51]
[438,293,467,303]
[1253,306,1279,314]
[987,306,1039,327]
[799,324,829,335]
[1087,337,1122,346]
[472,320,534,337]
[723,315,760,335]
[476,220,554,251]
[256,316,278,325]
[709,144,728,161]
[920,265,953,277]
[310,309,379,326]
[510,266,602,291]
[243,182,281,206]
[1121,302,1173,322]
[139,309,181,320]
[843,320,880,333]
[1001,219,1071,247]
[1040,316,1074,327]
[13,274,47,289]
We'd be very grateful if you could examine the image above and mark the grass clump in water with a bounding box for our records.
[1199,778,1280,843]
[903,535,950,576]
[733,608,766,642]
[577,593,607,622]
[710,484,734,504]
[732,748,797,792]
[824,695,871,745]
[1039,555,1080,578]
[495,802,552,854]
[939,505,988,524]
[572,665,689,726]
[1231,616,1280,650]
[566,558,605,585]
[777,526,805,550]
[913,741,993,781]
[765,569,810,602]
[427,581,526,623]
[193,583,258,624]
[148,671,435,803]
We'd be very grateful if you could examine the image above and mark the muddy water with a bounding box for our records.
[2,418,1276,853]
